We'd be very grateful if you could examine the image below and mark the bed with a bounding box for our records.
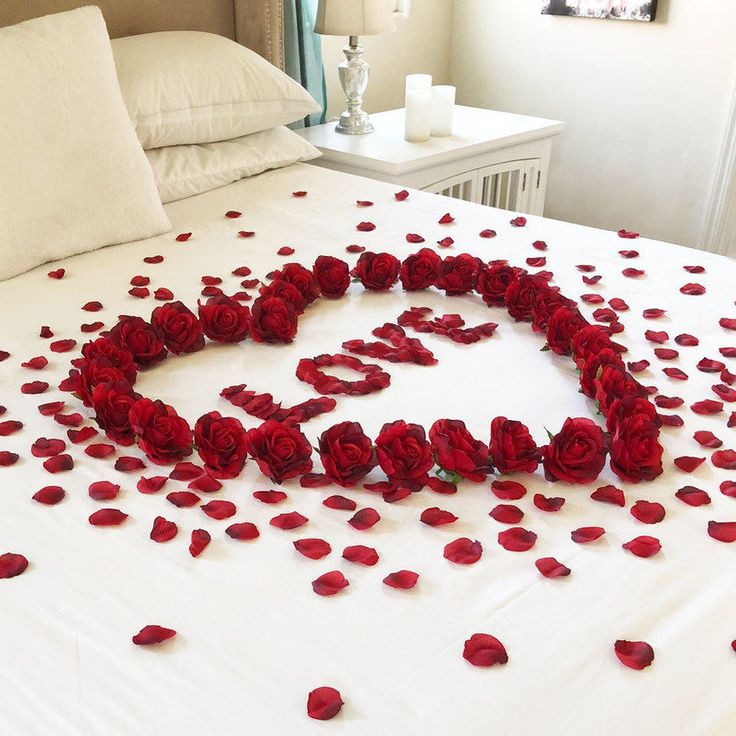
[1,4,735,736]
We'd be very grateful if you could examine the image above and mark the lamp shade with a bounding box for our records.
[314,0,397,36]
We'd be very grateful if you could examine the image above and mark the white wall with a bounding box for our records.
[448,0,736,248]
[320,0,454,121]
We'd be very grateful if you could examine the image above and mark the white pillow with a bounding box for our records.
[112,31,322,149]
[0,7,170,281]
[146,127,321,203]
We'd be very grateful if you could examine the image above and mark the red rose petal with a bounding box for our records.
[89,508,128,526]
[691,400,723,415]
[88,481,120,501]
[153,288,174,301]
[532,240,547,250]
[30,437,65,457]
[0,420,22,437]
[721,480,736,498]
[342,545,379,566]
[720,318,736,331]
[22,356,48,370]
[312,571,349,596]
[675,486,711,506]
[622,535,661,557]
[21,381,48,394]
[609,297,628,311]
[571,526,605,543]
[591,485,626,507]
[188,474,222,493]
[674,456,705,472]
[85,443,116,459]
[535,557,571,578]
[406,233,425,243]
[189,529,211,557]
[225,210,241,218]
[510,216,527,227]
[293,538,331,560]
[712,450,736,470]
[383,570,419,589]
[437,236,454,248]
[43,454,73,473]
[694,431,722,448]
[614,640,654,670]
[348,507,380,530]
[420,507,458,526]
[491,479,527,500]
[81,321,105,333]
[424,476,457,494]
[143,255,164,264]
[292,191,307,198]
[38,401,65,416]
[48,268,65,279]
[654,395,683,409]
[630,500,665,524]
[270,511,308,530]
[150,516,178,542]
[489,504,524,524]
[680,282,706,295]
[166,491,200,508]
[254,490,288,504]
[619,250,640,259]
[623,268,645,278]
[33,486,65,505]
[356,200,373,207]
[0,553,29,579]
[463,633,508,667]
[444,537,483,564]
[533,494,565,512]
[200,500,236,520]
[345,244,365,253]
[323,495,357,511]
[132,625,176,646]
[0,451,19,467]
[498,527,537,552]
[684,265,705,273]
[55,413,84,428]
[697,358,726,373]
[137,476,167,494]
[618,229,640,239]
[628,360,650,373]
[175,232,191,242]
[394,189,409,201]
[226,522,260,541]
[708,521,736,542]
[654,348,678,360]
[277,246,295,256]
[115,456,146,472]
[356,221,375,232]
[663,367,688,381]
[307,687,343,721]
[170,462,204,481]
[479,229,497,238]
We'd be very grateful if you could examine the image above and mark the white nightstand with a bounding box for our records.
[297,105,564,216]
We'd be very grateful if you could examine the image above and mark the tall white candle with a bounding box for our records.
[404,88,431,142]
[405,73,432,98]
[430,85,456,137]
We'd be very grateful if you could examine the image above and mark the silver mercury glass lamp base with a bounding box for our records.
[335,36,374,135]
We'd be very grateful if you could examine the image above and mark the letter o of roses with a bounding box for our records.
[296,354,391,396]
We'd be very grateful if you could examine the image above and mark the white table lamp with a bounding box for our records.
[315,0,397,135]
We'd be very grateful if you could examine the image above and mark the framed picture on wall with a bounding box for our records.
[541,1,657,22]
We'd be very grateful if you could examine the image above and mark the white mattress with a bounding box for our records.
[1,163,735,735]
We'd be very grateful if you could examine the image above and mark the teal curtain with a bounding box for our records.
[284,0,327,128]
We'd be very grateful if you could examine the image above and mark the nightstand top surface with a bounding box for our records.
[297,105,564,176]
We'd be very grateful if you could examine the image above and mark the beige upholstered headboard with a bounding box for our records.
[0,1,285,69]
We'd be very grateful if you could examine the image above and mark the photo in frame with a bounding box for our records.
[542,1,657,22]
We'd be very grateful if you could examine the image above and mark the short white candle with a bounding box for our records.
[430,85,456,137]
[404,88,431,142]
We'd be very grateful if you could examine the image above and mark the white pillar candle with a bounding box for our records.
[404,88,432,142]
[430,85,456,137]
[405,73,432,98]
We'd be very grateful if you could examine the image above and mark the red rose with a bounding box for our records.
[313,256,350,299]
[81,337,137,383]
[610,415,664,483]
[353,252,400,290]
[318,421,376,487]
[399,248,440,291]
[259,278,306,312]
[429,418,491,482]
[109,315,167,367]
[531,287,576,330]
[250,295,298,343]
[75,359,129,406]
[245,419,312,483]
[91,380,140,445]
[504,273,547,322]
[151,301,204,355]
[579,348,625,398]
[545,307,588,355]
[489,416,540,474]
[476,263,517,306]
[198,295,250,343]
[129,398,193,465]
[543,417,607,484]
[605,396,660,433]
[375,420,434,485]
[270,263,320,307]
[594,365,646,415]
[572,325,616,369]
[436,253,480,295]
[194,411,248,479]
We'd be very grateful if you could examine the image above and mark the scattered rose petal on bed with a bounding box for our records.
[697,358,725,373]
[622,535,661,557]
[277,246,295,256]
[479,229,497,238]
[720,480,736,498]
[307,687,343,721]
[712,450,736,470]
[420,507,459,526]
[225,210,241,218]
[312,571,349,596]
[322,495,356,511]
[533,494,565,512]
[659,414,684,427]
[437,236,454,248]
[143,255,164,264]
[491,479,527,500]
[128,287,149,299]
[237,230,256,239]
[294,538,331,560]
[630,500,665,524]
[200,286,222,297]
[694,431,722,448]
[394,189,409,201]
[510,216,526,227]
[535,557,571,578]
[675,486,711,506]
[438,212,455,224]
[22,356,48,370]
[190,474,220,491]
[166,491,200,508]
[674,456,705,472]
[619,250,639,258]
[526,257,546,268]
[348,508,380,530]
[583,275,602,285]
[201,500,236,520]
[0,452,19,467]
[691,400,723,415]
[21,381,49,395]
[115,456,146,473]
[67,427,98,444]
[680,283,706,296]
[55,413,84,428]
[85,443,115,459]
[0,421,23,437]
[654,396,683,409]
[643,309,665,319]
[627,359,650,373]
[406,233,425,243]
[571,526,605,544]
[708,521,736,542]
[43,454,73,473]
[675,333,700,347]
[132,625,176,646]
[444,538,482,564]
[498,527,537,552]
[342,545,379,566]
[591,485,625,507]
[226,522,260,541]
[489,504,524,524]
[47,269,65,279]
[0,351,9,362]
[345,244,365,253]
[531,240,547,250]
[356,221,375,232]
[581,294,604,305]
[356,200,373,207]
[720,318,736,331]
[30,483,65,505]
[663,367,689,381]
[175,233,191,242]
[88,481,120,501]
[292,191,307,198]
[189,529,211,557]
[39,326,53,338]
[721,347,736,357]
[383,570,419,589]
[0,553,29,579]
[81,321,105,333]
[170,462,203,481]
[463,633,508,667]
[150,516,178,542]
[152,288,173,301]
[614,640,654,670]
[618,229,640,239]
[270,511,308,530]
[254,490,288,504]
[38,401,65,417]
[623,268,645,278]
[89,509,128,526]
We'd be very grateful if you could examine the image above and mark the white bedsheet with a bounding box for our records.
[1,163,734,735]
